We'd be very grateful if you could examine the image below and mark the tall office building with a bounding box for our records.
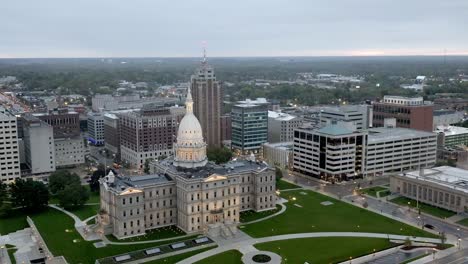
[293,121,366,181]
[119,105,181,169]
[87,112,105,145]
[220,114,232,142]
[190,51,222,147]
[373,96,433,132]
[0,106,21,183]
[231,98,269,155]
[23,115,56,175]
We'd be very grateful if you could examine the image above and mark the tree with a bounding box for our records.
[404,237,412,247]
[0,181,7,205]
[144,158,153,174]
[57,183,90,208]
[207,147,233,164]
[10,179,49,211]
[275,167,283,180]
[49,170,81,195]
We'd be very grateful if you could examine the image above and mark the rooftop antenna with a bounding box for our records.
[201,41,207,65]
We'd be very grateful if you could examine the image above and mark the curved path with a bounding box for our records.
[48,204,85,228]
[177,232,442,264]
[241,202,287,225]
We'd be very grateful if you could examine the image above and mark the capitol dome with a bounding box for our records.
[173,87,208,168]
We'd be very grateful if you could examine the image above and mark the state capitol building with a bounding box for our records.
[98,85,276,239]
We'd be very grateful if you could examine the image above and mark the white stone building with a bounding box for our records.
[263,142,293,169]
[0,106,21,183]
[268,111,303,143]
[390,166,468,213]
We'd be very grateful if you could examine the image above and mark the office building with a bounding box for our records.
[293,122,366,181]
[104,113,121,158]
[365,127,437,177]
[436,126,468,147]
[319,105,372,130]
[263,142,293,169]
[292,123,437,181]
[23,115,56,175]
[390,166,468,213]
[35,108,80,138]
[35,108,85,167]
[98,87,275,239]
[119,105,180,169]
[87,112,105,145]
[268,111,303,143]
[190,52,222,147]
[231,98,269,155]
[373,96,433,132]
[0,106,21,183]
[54,137,86,167]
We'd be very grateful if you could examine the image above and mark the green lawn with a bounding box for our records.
[30,208,200,263]
[240,205,281,223]
[255,237,395,264]
[241,190,437,238]
[276,180,301,190]
[143,246,217,264]
[456,218,468,227]
[360,186,388,197]
[0,209,30,235]
[66,204,100,220]
[194,250,243,264]
[106,225,187,242]
[390,197,456,219]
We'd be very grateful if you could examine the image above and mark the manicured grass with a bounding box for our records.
[255,237,396,264]
[360,186,388,197]
[143,246,217,264]
[30,208,200,263]
[106,225,187,242]
[390,197,456,219]
[456,218,468,227]
[276,179,301,190]
[0,209,30,235]
[240,205,281,223]
[66,204,100,220]
[241,190,437,238]
[194,250,243,264]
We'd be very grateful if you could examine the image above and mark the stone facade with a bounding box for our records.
[99,160,276,239]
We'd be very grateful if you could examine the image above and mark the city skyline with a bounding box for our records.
[1,0,468,58]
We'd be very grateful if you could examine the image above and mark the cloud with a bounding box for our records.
[1,0,467,58]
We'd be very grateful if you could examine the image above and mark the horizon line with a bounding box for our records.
[2,54,468,60]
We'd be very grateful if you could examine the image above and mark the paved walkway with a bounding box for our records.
[0,228,46,264]
[177,232,441,264]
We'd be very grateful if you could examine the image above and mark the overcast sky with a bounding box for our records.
[1,0,468,58]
